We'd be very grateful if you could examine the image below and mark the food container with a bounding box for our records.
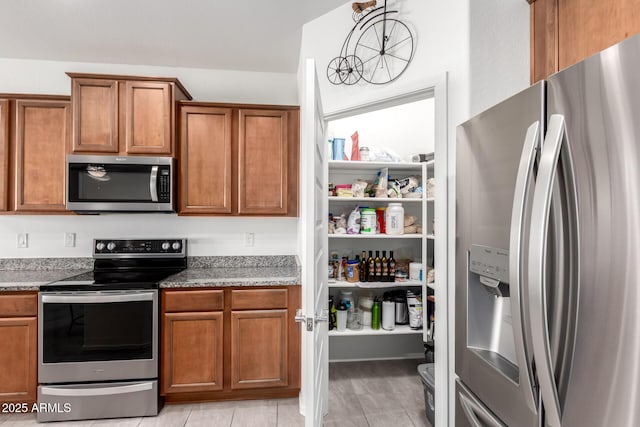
[410,262,423,281]
[360,208,376,234]
[375,207,386,234]
[346,260,359,282]
[359,295,373,326]
[385,203,404,235]
[335,184,353,197]
[360,146,371,161]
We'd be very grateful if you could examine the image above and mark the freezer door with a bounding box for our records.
[456,83,543,427]
[544,33,640,427]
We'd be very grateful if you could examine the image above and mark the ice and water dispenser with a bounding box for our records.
[467,245,519,383]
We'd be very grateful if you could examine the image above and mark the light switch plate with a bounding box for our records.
[17,233,28,248]
[65,232,76,247]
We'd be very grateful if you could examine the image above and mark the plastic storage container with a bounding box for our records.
[385,203,404,235]
[360,208,376,234]
[418,363,435,426]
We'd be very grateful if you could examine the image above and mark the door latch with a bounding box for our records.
[295,309,329,331]
[295,309,314,331]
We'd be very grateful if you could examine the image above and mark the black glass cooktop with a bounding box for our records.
[41,258,187,292]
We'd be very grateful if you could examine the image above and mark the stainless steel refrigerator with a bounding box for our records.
[455,33,640,427]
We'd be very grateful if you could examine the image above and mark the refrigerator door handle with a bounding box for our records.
[508,120,540,412]
[528,114,577,427]
[459,389,506,427]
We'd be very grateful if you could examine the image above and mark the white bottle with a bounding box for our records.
[385,203,404,235]
[382,300,396,330]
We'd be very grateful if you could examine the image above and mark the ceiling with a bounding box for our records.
[0,0,346,73]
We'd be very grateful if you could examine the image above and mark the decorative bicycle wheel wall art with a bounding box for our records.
[327,0,415,86]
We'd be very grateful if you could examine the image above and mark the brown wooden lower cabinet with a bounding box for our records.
[162,311,224,394]
[231,309,288,389]
[0,292,38,404]
[161,286,301,403]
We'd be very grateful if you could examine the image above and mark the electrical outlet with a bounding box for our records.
[17,233,28,248]
[64,232,76,248]
[244,232,255,247]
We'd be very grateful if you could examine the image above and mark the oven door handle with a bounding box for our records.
[40,382,153,397]
[41,292,155,304]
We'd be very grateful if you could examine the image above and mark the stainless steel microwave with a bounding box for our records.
[66,155,174,213]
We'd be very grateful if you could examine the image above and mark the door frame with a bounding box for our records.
[299,72,450,426]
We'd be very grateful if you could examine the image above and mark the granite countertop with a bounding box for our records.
[161,255,300,288]
[0,258,93,291]
[160,265,300,288]
[0,269,90,291]
[0,256,300,291]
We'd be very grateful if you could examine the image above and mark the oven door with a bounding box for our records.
[38,290,158,384]
[66,155,173,212]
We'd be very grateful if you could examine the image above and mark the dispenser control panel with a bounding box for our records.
[469,245,509,284]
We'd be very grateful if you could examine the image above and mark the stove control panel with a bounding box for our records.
[94,239,187,258]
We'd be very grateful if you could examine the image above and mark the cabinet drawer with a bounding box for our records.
[163,290,224,312]
[231,288,288,310]
[0,293,37,317]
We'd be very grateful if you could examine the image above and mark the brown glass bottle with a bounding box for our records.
[381,251,389,282]
[368,251,375,282]
[360,251,368,282]
[374,250,382,281]
[388,250,396,282]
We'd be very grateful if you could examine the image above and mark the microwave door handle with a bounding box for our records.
[150,165,158,202]
[508,121,539,412]
[528,114,575,427]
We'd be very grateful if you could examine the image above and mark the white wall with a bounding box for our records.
[469,0,530,116]
[299,0,471,133]
[327,98,435,161]
[0,58,300,258]
[0,58,297,104]
[0,215,298,258]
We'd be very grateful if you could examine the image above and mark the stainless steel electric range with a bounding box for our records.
[37,239,186,423]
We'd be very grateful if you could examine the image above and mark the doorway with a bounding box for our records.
[320,80,447,427]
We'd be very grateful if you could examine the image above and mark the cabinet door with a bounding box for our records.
[124,81,172,155]
[14,100,69,212]
[531,0,640,82]
[162,311,224,394]
[70,78,119,153]
[0,317,37,403]
[178,106,234,214]
[238,109,289,215]
[231,309,288,389]
[0,100,9,211]
[558,0,640,70]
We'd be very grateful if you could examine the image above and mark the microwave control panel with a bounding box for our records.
[158,166,171,202]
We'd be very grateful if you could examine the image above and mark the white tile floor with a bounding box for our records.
[326,359,431,427]
[0,360,430,427]
[0,399,303,427]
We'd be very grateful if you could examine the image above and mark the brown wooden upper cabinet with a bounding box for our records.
[0,95,70,213]
[531,0,640,82]
[178,103,299,216]
[0,100,9,211]
[67,73,192,156]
